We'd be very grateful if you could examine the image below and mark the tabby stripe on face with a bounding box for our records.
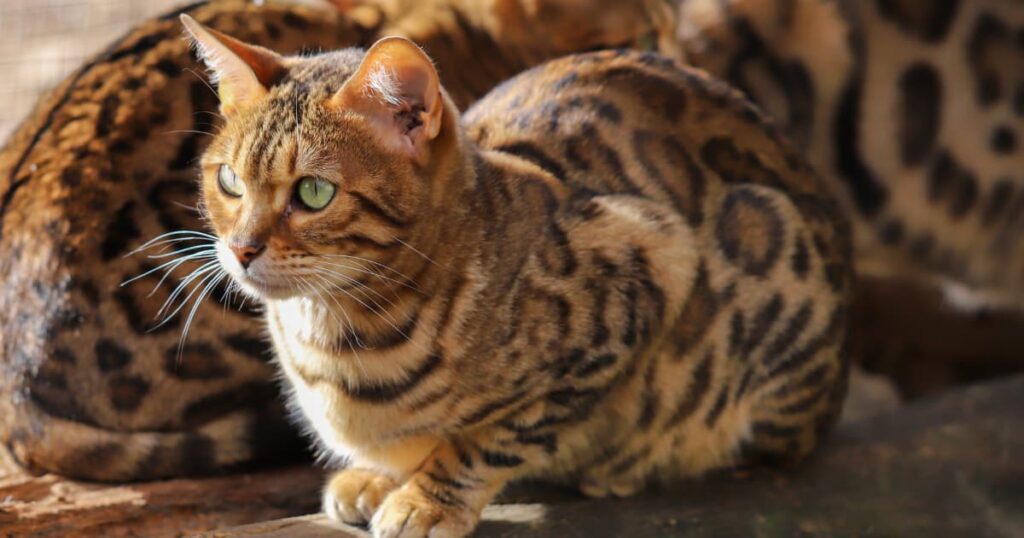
[342,353,442,403]
[349,190,408,228]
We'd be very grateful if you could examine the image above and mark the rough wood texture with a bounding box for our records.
[0,456,323,537]
[2,375,1017,537]
[208,375,1024,537]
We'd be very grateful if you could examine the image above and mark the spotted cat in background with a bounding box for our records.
[665,0,1024,309]
[183,10,850,536]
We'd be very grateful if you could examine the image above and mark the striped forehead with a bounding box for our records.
[232,49,364,183]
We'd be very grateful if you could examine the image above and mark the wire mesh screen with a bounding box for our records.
[0,0,188,139]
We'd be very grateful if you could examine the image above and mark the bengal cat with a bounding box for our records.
[183,12,850,537]
[0,0,652,482]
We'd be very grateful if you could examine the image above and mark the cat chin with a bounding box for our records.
[241,279,302,301]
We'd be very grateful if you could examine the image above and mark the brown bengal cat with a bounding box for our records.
[0,0,659,482]
[182,11,850,537]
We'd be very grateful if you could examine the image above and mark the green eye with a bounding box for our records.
[217,164,245,197]
[296,176,336,210]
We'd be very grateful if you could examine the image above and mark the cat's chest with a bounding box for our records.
[263,298,451,450]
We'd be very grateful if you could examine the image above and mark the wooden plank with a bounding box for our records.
[204,376,1024,537]
[0,463,323,537]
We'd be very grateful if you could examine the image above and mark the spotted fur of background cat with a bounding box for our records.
[663,0,1024,309]
[183,11,850,536]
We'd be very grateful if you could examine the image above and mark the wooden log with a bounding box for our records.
[0,458,323,537]
[206,375,1024,537]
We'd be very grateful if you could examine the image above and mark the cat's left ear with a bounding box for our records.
[180,14,284,117]
[332,37,443,165]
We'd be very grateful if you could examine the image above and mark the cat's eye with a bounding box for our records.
[296,176,336,210]
[218,164,245,198]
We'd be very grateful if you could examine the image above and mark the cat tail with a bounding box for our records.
[1,394,305,482]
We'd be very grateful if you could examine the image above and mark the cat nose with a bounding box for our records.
[229,242,265,269]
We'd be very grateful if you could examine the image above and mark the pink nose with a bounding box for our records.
[229,242,265,269]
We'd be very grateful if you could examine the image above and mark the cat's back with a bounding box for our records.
[464,49,850,283]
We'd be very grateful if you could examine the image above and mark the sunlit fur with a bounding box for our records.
[194,24,850,538]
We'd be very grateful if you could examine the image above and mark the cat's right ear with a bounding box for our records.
[331,37,443,166]
[180,14,284,117]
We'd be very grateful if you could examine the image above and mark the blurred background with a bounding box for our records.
[0,0,185,138]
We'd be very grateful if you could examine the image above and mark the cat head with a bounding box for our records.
[181,15,459,301]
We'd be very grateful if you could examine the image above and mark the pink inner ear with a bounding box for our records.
[337,38,443,162]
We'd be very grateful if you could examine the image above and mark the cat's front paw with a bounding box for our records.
[370,482,479,538]
[323,468,398,526]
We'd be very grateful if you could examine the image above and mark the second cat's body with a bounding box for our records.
[185,15,850,535]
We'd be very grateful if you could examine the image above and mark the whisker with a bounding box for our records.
[315,259,421,294]
[311,269,412,345]
[186,67,219,101]
[145,243,216,260]
[154,260,221,323]
[120,250,216,287]
[308,274,371,358]
[127,230,218,256]
[171,201,204,214]
[147,254,218,297]
[177,271,227,357]
[164,129,214,137]
[392,235,444,269]
[320,253,418,283]
[313,266,402,313]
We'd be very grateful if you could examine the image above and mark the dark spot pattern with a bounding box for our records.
[716,188,785,276]
[928,151,978,218]
[101,202,141,260]
[876,0,960,42]
[898,63,942,166]
[95,339,132,372]
[164,344,233,380]
[108,375,150,411]
[967,14,1011,107]
[990,126,1017,154]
